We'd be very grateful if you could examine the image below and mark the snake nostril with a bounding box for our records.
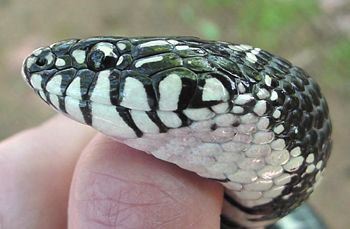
[35,57,47,66]
[26,47,56,73]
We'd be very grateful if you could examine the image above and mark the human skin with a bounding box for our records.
[0,115,223,229]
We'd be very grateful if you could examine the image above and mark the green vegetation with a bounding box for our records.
[322,38,350,91]
[198,20,221,40]
[234,0,319,48]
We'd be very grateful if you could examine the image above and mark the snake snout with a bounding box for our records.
[22,39,80,84]
[22,47,56,92]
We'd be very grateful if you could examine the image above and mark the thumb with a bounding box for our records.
[68,134,223,229]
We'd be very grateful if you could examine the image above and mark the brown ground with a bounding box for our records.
[0,0,349,228]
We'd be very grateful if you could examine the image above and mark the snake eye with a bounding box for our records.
[87,42,119,71]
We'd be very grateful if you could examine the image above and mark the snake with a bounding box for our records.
[21,36,332,228]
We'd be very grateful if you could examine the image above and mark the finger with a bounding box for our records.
[69,134,223,229]
[0,115,96,229]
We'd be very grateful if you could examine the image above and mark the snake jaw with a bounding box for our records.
[21,36,332,228]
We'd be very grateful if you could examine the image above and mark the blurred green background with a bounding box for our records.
[0,0,349,228]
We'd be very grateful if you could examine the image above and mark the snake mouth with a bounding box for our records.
[25,66,193,139]
[32,86,193,140]
[30,84,142,139]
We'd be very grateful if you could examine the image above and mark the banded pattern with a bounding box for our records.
[22,36,332,228]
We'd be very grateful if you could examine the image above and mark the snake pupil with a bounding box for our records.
[103,56,117,68]
[87,50,118,71]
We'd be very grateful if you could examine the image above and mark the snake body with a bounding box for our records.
[22,36,332,228]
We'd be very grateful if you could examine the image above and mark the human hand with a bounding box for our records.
[0,115,223,229]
